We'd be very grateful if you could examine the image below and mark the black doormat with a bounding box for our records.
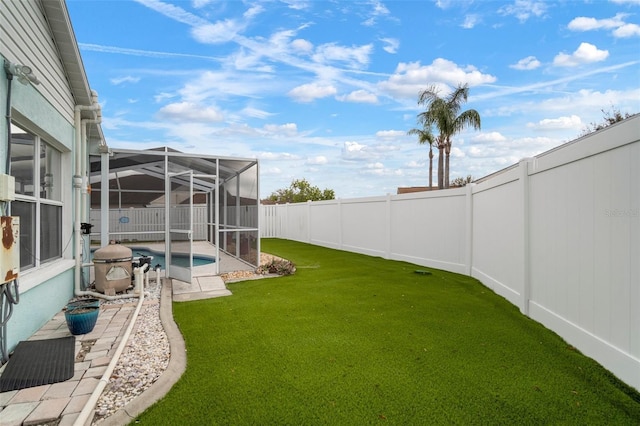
[0,336,75,392]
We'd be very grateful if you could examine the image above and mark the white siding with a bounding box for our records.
[1,0,75,123]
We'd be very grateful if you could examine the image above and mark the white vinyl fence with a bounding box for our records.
[89,205,259,242]
[89,206,207,242]
[260,115,640,391]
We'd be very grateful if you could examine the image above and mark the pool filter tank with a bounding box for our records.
[93,242,133,293]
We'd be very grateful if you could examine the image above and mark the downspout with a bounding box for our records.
[4,61,13,177]
[1,62,17,365]
[74,91,134,300]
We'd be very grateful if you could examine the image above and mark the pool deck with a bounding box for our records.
[0,242,257,425]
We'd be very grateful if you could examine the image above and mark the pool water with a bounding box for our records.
[131,248,215,270]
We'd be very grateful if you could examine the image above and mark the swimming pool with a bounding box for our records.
[130,248,216,270]
[91,247,215,270]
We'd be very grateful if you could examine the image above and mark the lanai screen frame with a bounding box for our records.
[88,147,260,275]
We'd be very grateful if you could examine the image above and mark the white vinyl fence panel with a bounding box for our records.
[389,190,468,273]
[90,206,208,242]
[471,166,525,308]
[260,115,640,392]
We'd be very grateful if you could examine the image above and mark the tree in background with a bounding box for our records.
[417,83,481,189]
[579,105,634,137]
[407,126,436,188]
[266,178,335,203]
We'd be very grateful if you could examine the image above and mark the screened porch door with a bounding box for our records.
[168,171,193,283]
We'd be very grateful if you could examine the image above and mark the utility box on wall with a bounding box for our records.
[1,216,20,284]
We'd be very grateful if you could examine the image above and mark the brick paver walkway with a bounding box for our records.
[0,302,144,426]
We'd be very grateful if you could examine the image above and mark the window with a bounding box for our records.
[10,122,63,270]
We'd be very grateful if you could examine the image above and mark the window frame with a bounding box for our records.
[10,121,65,271]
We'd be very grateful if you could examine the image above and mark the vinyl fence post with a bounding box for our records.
[385,193,392,260]
[307,200,312,244]
[338,198,343,250]
[520,158,533,316]
[465,183,475,276]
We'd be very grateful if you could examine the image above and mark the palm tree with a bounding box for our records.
[417,83,481,189]
[407,126,435,188]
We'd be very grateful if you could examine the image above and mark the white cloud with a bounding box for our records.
[192,20,242,44]
[291,38,313,53]
[268,29,296,51]
[134,0,208,27]
[435,0,475,9]
[407,160,426,168]
[553,42,609,67]
[110,76,140,85]
[378,59,497,99]
[376,130,405,139]
[461,134,558,169]
[258,152,301,161]
[288,82,337,102]
[461,14,479,29]
[527,115,583,131]
[342,141,371,160]
[568,14,640,38]
[244,4,264,19]
[157,101,224,122]
[531,88,640,117]
[470,132,507,143]
[370,0,390,17]
[613,23,640,38]
[154,92,176,103]
[263,123,298,136]
[262,166,282,175]
[361,165,404,177]
[450,147,465,158]
[435,0,452,8]
[312,43,373,68]
[568,14,626,31]
[306,156,328,165]
[336,90,378,104]
[510,56,541,70]
[79,42,223,61]
[362,0,391,26]
[241,107,274,119]
[178,70,278,103]
[499,0,548,22]
[380,37,399,54]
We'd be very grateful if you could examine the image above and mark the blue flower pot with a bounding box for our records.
[65,300,100,335]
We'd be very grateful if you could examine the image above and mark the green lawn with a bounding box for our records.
[135,239,640,425]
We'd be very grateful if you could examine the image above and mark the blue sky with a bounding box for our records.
[67,0,640,198]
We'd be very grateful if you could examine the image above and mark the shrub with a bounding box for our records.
[256,259,296,276]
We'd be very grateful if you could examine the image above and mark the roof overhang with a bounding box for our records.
[41,0,104,145]
[89,147,259,205]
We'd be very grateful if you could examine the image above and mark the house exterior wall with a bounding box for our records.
[1,1,79,353]
[260,115,640,391]
[1,0,76,124]
[6,270,74,351]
